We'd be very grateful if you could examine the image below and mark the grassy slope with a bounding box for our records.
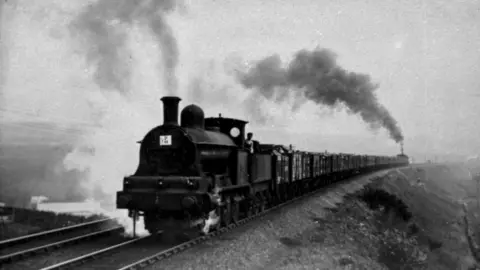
[286,163,478,269]
[363,163,479,269]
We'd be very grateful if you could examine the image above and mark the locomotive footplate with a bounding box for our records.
[116,191,204,212]
[116,191,157,209]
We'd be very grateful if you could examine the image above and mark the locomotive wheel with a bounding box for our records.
[144,213,161,235]
[255,195,266,214]
[246,201,255,217]
[289,187,295,199]
[282,190,288,202]
[252,203,259,215]
[241,198,250,218]
[253,196,261,215]
[260,193,267,211]
[231,200,240,224]
[258,201,266,213]
[249,198,258,216]
[266,194,273,209]
[221,198,232,226]
[272,195,279,206]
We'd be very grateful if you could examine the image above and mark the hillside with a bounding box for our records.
[360,163,480,269]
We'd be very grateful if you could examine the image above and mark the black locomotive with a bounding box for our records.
[116,96,409,235]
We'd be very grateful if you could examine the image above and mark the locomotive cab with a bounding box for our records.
[204,116,248,148]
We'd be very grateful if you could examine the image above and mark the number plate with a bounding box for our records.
[159,135,172,146]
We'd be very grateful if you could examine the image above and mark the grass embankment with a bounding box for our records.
[297,190,429,269]
[349,163,479,269]
[293,163,477,269]
[0,208,105,240]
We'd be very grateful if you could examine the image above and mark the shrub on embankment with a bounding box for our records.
[355,164,480,269]
[355,185,429,269]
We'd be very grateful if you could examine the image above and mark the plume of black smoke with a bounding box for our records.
[70,0,182,94]
[236,48,404,143]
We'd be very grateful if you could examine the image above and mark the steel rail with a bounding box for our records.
[40,235,150,270]
[0,226,124,264]
[0,218,115,250]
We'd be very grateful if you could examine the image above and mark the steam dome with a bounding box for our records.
[180,104,205,129]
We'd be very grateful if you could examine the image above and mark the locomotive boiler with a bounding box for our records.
[116,96,250,235]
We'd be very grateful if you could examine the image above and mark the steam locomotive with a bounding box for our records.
[116,96,409,235]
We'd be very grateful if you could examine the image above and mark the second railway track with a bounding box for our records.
[0,217,123,266]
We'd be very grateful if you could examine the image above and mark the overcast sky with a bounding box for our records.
[182,0,480,160]
[1,0,480,162]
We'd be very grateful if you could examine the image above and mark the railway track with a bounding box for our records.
[39,169,392,270]
[0,217,123,265]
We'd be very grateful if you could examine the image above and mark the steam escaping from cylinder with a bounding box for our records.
[104,210,150,237]
[202,210,220,235]
[235,48,404,143]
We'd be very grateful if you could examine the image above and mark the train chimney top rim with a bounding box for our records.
[160,96,182,126]
[161,96,181,102]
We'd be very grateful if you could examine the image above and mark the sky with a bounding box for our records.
[1,0,480,202]
[180,0,480,160]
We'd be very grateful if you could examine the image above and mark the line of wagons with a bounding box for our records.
[227,143,409,211]
[116,97,409,235]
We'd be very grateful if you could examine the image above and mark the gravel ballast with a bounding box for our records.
[145,170,393,270]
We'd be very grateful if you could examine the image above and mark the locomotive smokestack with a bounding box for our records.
[161,96,181,126]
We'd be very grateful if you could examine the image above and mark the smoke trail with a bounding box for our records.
[235,48,404,143]
[63,0,184,235]
[70,0,182,94]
